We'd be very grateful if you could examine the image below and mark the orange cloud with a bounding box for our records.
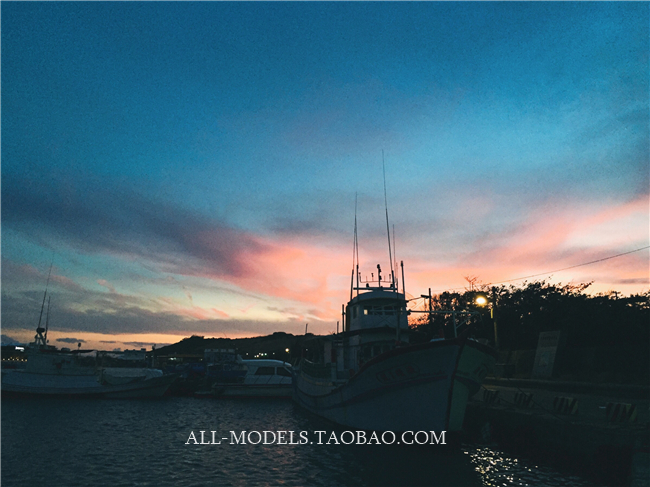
[405,195,648,295]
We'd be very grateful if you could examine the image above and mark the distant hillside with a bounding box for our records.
[154,332,319,362]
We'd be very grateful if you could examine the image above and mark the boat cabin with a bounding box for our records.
[241,359,292,385]
[300,263,412,381]
[207,356,292,385]
[314,281,410,380]
[345,287,408,332]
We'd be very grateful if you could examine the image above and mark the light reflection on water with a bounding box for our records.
[2,397,596,487]
[465,447,596,487]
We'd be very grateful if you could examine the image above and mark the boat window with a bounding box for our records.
[364,308,368,315]
[362,346,370,360]
[364,305,399,316]
[276,367,292,377]
[254,366,275,375]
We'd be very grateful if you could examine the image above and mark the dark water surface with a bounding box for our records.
[2,397,596,486]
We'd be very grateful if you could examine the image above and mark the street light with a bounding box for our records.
[474,293,498,349]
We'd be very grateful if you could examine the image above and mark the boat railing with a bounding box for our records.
[334,369,351,382]
[300,359,333,379]
[408,309,483,338]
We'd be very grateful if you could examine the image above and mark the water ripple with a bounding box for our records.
[2,397,595,487]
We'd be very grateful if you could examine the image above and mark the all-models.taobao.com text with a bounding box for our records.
[186,430,447,446]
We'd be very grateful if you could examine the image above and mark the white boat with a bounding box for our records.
[293,263,498,436]
[1,301,176,398]
[2,358,176,398]
[206,350,292,398]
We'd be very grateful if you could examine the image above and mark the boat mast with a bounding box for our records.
[393,224,398,291]
[44,296,51,345]
[35,261,53,347]
[382,151,396,290]
[350,193,360,301]
[355,209,360,296]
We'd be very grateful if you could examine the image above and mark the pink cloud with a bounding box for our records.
[51,274,85,293]
[152,296,231,322]
[230,238,345,305]
[498,196,646,266]
[97,279,116,293]
[211,308,230,318]
[116,193,647,326]
[1,260,85,293]
[408,195,648,295]
[163,232,350,322]
[183,195,646,317]
[173,307,211,321]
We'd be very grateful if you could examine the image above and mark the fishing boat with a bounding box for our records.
[293,263,497,435]
[205,349,292,398]
[294,178,497,436]
[1,291,176,398]
[1,357,176,399]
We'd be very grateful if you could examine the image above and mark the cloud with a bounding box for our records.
[122,342,157,349]
[56,337,86,344]
[1,334,21,345]
[3,169,355,313]
[1,259,86,294]
[2,173,269,280]
[404,194,649,294]
[484,196,648,268]
[2,167,646,343]
[0,283,333,338]
[182,286,194,306]
[97,279,116,293]
[613,278,648,286]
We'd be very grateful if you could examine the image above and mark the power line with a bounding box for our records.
[432,245,650,293]
[486,245,650,286]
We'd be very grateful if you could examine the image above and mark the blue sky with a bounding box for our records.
[2,2,648,349]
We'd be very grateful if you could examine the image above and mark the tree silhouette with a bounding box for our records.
[410,282,649,382]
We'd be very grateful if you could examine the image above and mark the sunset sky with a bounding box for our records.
[2,2,648,350]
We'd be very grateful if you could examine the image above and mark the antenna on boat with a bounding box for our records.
[37,261,53,329]
[35,260,54,346]
[382,151,396,289]
[44,296,51,344]
[351,193,360,300]
[356,204,360,296]
[393,224,398,291]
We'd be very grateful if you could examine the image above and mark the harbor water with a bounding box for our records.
[2,397,599,487]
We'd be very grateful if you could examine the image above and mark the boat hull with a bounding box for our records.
[293,339,496,433]
[1,370,177,399]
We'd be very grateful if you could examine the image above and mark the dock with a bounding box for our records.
[464,377,649,486]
